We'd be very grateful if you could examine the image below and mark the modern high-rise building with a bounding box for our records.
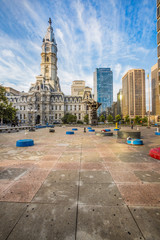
[94,68,113,115]
[122,69,146,118]
[156,1,160,121]
[151,63,160,119]
[117,89,122,116]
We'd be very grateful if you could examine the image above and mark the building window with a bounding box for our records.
[66,106,68,111]
[55,105,57,110]
[52,106,54,110]
[20,114,22,119]
[59,105,61,110]
[55,114,57,119]
[79,105,81,111]
[20,106,22,110]
[24,106,25,110]
[46,57,49,62]
[24,114,26,119]
[59,113,61,118]
[70,105,72,111]
[74,105,76,111]
[79,113,81,120]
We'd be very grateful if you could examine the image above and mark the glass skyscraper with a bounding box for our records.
[94,68,113,115]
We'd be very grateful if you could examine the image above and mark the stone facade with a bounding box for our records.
[5,19,93,125]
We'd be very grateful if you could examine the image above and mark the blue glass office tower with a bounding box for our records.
[94,68,113,115]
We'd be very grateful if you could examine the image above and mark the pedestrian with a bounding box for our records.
[84,127,86,133]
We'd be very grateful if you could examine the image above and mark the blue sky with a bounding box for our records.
[0,0,157,103]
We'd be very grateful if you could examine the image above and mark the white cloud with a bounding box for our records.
[0,0,157,109]
[2,49,15,57]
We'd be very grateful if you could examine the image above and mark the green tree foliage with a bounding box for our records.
[124,115,130,123]
[84,114,89,124]
[107,114,113,122]
[142,116,148,123]
[115,114,121,123]
[99,114,105,122]
[77,120,83,124]
[67,114,77,123]
[61,113,77,124]
[0,86,17,124]
[134,115,141,124]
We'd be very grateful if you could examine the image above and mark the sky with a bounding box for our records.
[0,0,157,104]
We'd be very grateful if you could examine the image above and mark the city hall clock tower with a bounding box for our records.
[36,18,61,91]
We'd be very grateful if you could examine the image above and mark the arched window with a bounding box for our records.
[46,57,49,62]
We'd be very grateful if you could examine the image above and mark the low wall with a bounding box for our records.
[117,130,141,139]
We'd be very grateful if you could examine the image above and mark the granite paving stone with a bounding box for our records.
[7,203,76,240]
[134,170,160,182]
[79,183,125,206]
[32,182,78,204]
[110,171,142,183]
[129,207,160,240]
[76,205,144,240]
[44,170,79,183]
[80,171,114,183]
[0,168,27,180]
[0,180,43,202]
[0,126,160,239]
[0,202,27,240]
[117,183,160,206]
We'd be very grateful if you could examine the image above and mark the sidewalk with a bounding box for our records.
[0,127,160,240]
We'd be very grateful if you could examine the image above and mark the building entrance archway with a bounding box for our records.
[36,115,40,124]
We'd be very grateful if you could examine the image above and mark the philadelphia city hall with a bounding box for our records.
[5,18,94,125]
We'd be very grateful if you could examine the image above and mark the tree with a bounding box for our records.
[142,116,148,123]
[68,114,77,123]
[107,114,113,122]
[0,86,17,125]
[61,113,77,124]
[0,86,8,125]
[134,115,141,124]
[5,103,17,122]
[61,113,70,124]
[124,115,130,123]
[84,114,89,124]
[99,114,105,122]
[115,114,121,123]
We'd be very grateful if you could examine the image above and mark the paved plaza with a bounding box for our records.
[0,126,160,240]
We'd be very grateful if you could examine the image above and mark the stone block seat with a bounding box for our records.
[155,132,160,136]
[16,139,34,147]
[114,128,119,131]
[127,139,143,145]
[101,129,111,132]
[49,129,55,133]
[66,131,74,135]
[89,129,95,132]
[149,147,160,160]
[96,132,113,136]
[72,128,78,131]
